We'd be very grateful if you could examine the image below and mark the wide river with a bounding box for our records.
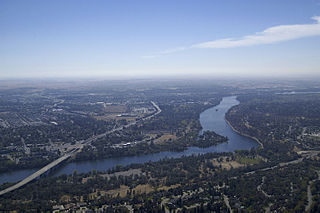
[0,96,259,184]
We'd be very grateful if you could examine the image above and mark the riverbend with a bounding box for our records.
[0,96,259,185]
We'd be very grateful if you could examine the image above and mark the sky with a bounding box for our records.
[1,0,320,79]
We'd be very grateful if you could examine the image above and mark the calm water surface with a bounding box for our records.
[0,96,259,184]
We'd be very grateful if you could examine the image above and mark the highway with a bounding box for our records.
[0,154,71,196]
[0,101,161,196]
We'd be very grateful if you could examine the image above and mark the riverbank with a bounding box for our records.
[0,96,259,185]
[224,116,264,149]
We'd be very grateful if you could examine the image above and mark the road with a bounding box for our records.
[229,150,320,212]
[257,176,271,198]
[305,170,320,212]
[160,198,170,213]
[243,151,320,176]
[0,101,161,196]
[74,101,161,151]
[0,153,72,196]
[223,194,233,213]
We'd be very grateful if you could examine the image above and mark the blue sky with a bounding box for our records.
[1,0,320,79]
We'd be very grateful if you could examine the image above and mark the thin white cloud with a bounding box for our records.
[194,16,320,48]
[143,46,190,58]
[145,16,320,57]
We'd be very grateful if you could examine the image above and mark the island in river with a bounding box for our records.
[1,85,320,212]
[0,96,259,184]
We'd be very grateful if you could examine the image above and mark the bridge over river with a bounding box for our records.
[0,101,161,196]
[0,153,72,196]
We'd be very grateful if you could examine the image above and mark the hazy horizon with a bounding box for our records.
[1,0,320,79]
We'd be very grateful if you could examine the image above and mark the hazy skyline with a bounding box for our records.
[1,0,320,79]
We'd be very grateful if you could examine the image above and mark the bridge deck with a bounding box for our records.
[0,101,161,196]
[0,154,71,196]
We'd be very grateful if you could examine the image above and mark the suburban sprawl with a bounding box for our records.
[0,79,319,212]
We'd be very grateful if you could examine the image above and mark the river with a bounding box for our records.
[0,96,259,184]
